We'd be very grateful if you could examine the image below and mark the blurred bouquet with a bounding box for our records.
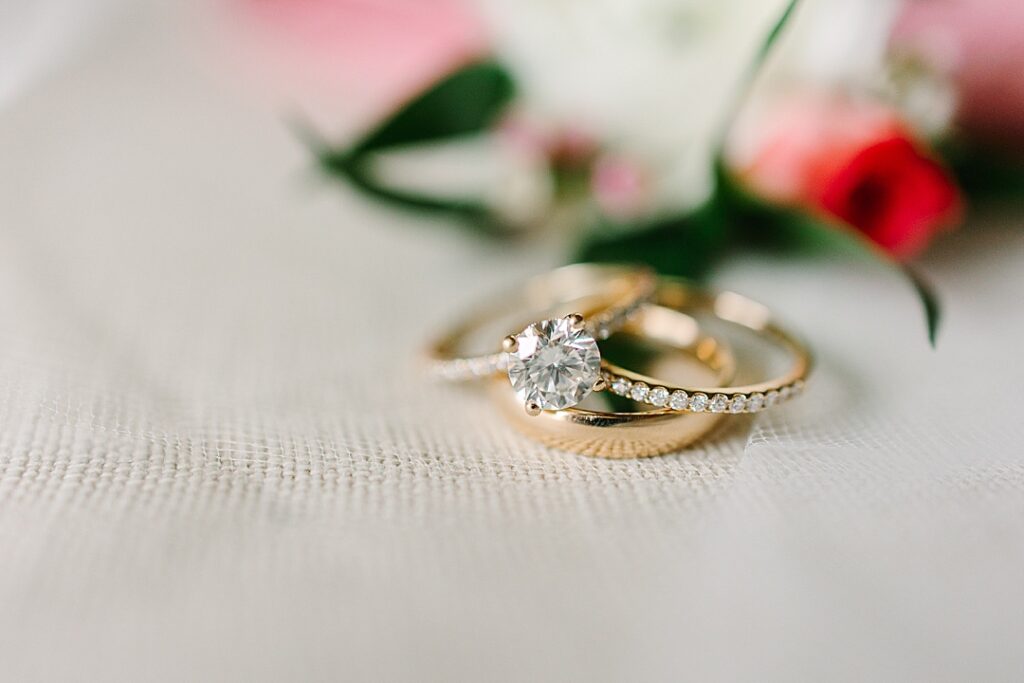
[232,0,1024,340]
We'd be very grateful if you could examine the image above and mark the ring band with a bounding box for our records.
[599,279,811,414]
[488,306,737,457]
[488,278,811,457]
[425,263,656,382]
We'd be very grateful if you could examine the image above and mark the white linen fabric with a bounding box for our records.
[1,7,1022,683]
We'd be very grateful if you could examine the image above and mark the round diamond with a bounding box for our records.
[689,392,709,412]
[747,393,765,412]
[669,390,689,411]
[648,386,669,407]
[709,393,729,413]
[507,316,602,410]
[611,376,631,396]
[729,394,747,413]
[629,382,649,402]
[765,390,780,407]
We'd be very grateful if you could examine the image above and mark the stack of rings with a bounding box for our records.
[425,264,812,458]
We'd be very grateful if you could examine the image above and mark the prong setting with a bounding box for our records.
[502,335,519,353]
[593,376,608,392]
[567,313,585,331]
[525,401,542,416]
[506,317,602,412]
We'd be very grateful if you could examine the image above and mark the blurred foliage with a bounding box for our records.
[580,162,941,344]
[315,61,516,235]
[574,206,731,282]
[941,139,1024,202]
[310,0,941,343]
[346,61,516,157]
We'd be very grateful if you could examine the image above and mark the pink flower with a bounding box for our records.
[892,0,1024,152]
[591,155,649,221]
[225,0,488,137]
[732,95,961,259]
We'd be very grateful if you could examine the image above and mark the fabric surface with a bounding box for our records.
[1,7,1023,682]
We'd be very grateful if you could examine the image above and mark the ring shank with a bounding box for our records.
[603,280,811,400]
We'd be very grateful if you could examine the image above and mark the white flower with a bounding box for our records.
[473,0,793,212]
[742,0,956,137]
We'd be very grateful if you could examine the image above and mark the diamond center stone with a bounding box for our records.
[506,316,602,411]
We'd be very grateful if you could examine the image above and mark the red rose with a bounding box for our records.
[814,137,961,259]
[731,95,961,259]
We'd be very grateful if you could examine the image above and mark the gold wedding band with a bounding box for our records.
[425,264,813,458]
[596,279,812,415]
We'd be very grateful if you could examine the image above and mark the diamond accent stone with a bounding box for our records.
[668,390,688,411]
[747,393,765,412]
[709,393,729,413]
[629,382,649,402]
[648,386,669,407]
[689,392,709,412]
[765,390,780,407]
[729,394,747,413]
[507,316,602,411]
[611,376,631,396]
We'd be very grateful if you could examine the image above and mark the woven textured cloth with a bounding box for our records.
[1,8,1023,682]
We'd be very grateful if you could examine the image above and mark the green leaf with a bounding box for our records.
[762,211,941,345]
[940,138,1024,201]
[305,60,517,235]
[716,163,943,345]
[349,61,516,157]
[318,152,514,236]
[713,0,800,155]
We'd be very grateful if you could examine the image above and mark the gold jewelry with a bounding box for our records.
[489,277,811,457]
[597,279,811,415]
[488,305,737,457]
[425,263,656,382]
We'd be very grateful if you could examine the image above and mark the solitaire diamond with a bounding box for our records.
[507,315,602,411]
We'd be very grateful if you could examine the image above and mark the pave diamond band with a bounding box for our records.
[604,371,805,413]
[585,280,812,417]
